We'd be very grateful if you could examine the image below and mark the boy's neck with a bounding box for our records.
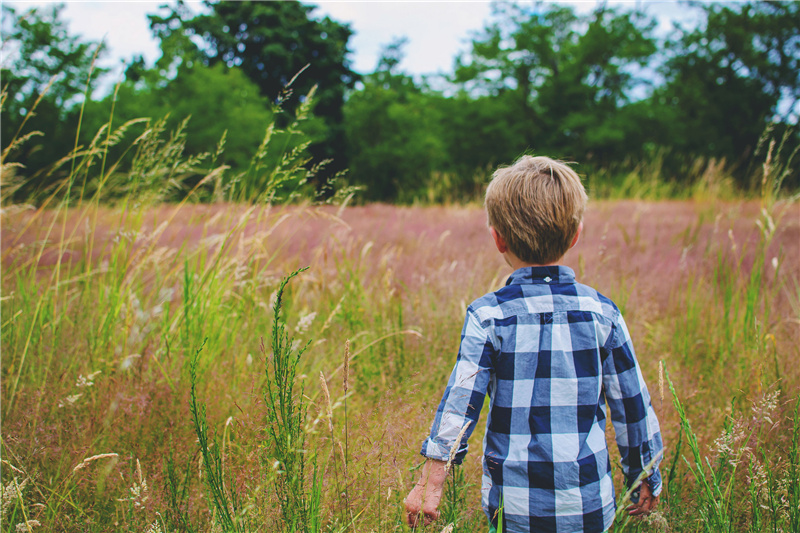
[490,224,581,272]
[503,252,562,271]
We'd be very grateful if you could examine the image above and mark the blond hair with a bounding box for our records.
[485,155,587,265]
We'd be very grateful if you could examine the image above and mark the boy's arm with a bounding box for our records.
[406,307,494,525]
[602,312,664,497]
[420,307,494,463]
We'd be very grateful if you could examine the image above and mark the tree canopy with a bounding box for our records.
[148,0,357,175]
[2,0,798,204]
[1,4,106,199]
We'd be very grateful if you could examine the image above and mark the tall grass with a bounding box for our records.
[260,267,322,533]
[2,78,799,531]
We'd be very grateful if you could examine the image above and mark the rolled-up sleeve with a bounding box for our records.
[602,313,664,496]
[421,307,495,464]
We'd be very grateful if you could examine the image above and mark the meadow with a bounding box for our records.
[3,3,800,529]
[2,188,799,532]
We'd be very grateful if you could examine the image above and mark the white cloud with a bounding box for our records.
[9,1,165,80]
[312,1,493,75]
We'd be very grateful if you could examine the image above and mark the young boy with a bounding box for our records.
[405,156,663,533]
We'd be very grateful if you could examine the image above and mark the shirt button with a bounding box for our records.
[544,276,552,283]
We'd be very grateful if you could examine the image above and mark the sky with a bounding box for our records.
[7,0,701,84]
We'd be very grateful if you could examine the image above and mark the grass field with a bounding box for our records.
[2,197,799,533]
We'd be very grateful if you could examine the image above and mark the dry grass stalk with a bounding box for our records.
[444,421,471,475]
[1,460,25,476]
[319,372,334,433]
[72,453,119,472]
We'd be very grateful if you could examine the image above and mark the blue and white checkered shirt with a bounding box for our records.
[421,266,663,533]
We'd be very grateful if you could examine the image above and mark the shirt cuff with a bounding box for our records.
[629,466,662,501]
[646,466,663,497]
[420,438,453,463]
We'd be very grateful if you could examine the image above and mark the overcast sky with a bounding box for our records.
[8,1,701,75]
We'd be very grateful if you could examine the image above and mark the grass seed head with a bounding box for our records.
[445,420,471,475]
[72,453,119,472]
[319,372,334,433]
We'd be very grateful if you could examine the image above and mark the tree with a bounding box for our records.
[148,1,357,177]
[654,1,800,176]
[344,39,446,201]
[1,3,106,198]
[81,60,275,172]
[454,2,657,162]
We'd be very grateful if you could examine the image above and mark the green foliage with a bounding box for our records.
[261,267,322,533]
[344,71,446,201]
[653,1,800,179]
[0,4,105,117]
[83,62,274,173]
[164,448,197,533]
[149,0,357,178]
[440,466,477,532]
[341,1,800,201]
[3,0,799,204]
[1,3,106,200]
[190,340,250,533]
[454,2,658,163]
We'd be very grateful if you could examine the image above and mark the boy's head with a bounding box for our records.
[485,155,588,265]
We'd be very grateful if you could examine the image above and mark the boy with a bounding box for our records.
[405,156,663,533]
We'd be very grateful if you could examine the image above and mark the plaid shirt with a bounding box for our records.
[421,266,663,533]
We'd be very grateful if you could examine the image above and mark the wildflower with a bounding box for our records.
[117,459,148,508]
[711,420,747,466]
[76,370,102,388]
[143,522,163,533]
[120,354,141,371]
[642,511,669,531]
[58,394,83,408]
[158,287,175,302]
[712,430,734,458]
[15,521,41,532]
[752,389,779,425]
[295,311,317,334]
[246,353,253,366]
[1,478,28,521]
[771,256,779,270]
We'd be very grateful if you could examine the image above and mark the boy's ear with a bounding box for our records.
[490,227,508,254]
[570,222,583,249]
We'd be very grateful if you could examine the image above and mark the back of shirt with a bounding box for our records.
[421,266,663,533]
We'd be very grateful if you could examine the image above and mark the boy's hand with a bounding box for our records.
[405,459,448,529]
[627,481,658,517]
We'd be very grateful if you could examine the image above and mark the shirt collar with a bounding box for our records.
[505,265,576,286]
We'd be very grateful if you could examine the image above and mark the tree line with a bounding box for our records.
[2,0,798,204]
